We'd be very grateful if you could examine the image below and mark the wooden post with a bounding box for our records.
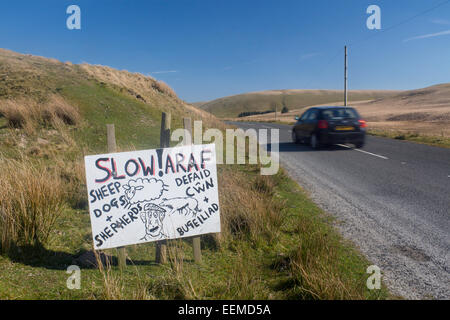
[155,112,171,264]
[107,124,127,270]
[183,118,202,263]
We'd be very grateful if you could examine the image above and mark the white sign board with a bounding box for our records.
[84,144,220,250]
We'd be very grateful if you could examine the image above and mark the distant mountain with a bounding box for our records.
[198,89,401,118]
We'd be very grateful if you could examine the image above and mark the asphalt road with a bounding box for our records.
[229,121,450,299]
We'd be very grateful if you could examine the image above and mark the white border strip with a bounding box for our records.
[336,144,389,160]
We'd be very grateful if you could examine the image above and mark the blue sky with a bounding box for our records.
[0,0,449,102]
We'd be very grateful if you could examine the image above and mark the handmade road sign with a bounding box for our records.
[84,144,220,250]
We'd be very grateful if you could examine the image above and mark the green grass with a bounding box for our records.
[0,166,391,299]
[62,82,166,152]
[368,130,450,149]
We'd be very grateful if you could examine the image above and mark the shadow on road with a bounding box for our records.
[267,142,352,153]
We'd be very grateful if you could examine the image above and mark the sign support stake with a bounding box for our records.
[155,112,170,264]
[183,117,202,263]
[107,124,127,270]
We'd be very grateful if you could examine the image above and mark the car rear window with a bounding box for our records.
[321,108,358,120]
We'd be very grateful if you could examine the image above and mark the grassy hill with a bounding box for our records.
[237,83,450,146]
[0,48,222,153]
[0,49,390,299]
[354,83,450,122]
[353,83,450,145]
[198,89,400,118]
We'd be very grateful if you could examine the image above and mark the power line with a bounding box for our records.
[299,48,342,89]
[349,0,450,47]
[302,0,450,90]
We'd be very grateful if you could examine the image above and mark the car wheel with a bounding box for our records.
[310,134,319,149]
[292,130,299,144]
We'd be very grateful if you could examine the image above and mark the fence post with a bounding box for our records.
[106,124,127,270]
[183,118,202,263]
[155,112,170,264]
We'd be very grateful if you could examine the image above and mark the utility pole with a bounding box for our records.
[344,45,348,107]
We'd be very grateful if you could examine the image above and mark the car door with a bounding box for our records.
[304,109,319,138]
[294,109,311,139]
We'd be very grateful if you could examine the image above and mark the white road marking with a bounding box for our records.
[336,144,389,160]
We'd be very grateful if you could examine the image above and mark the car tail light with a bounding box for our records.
[358,120,367,128]
[318,120,328,129]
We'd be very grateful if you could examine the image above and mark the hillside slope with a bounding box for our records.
[0,48,221,153]
[353,83,450,139]
[354,83,450,121]
[199,89,400,118]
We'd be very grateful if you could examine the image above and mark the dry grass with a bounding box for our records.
[45,95,81,126]
[0,99,36,134]
[367,121,450,138]
[223,248,269,299]
[56,157,88,210]
[0,95,80,134]
[0,157,67,253]
[80,64,179,100]
[94,250,152,300]
[95,251,125,300]
[218,166,285,245]
[152,80,177,97]
[149,240,198,299]
[95,239,197,300]
[281,232,365,299]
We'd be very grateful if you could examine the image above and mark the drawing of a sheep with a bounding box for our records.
[159,197,201,217]
[122,178,168,205]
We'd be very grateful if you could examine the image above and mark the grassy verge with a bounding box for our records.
[368,129,450,148]
[234,119,450,149]
[0,114,391,299]
[0,158,391,299]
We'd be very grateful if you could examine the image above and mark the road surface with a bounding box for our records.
[229,121,450,299]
